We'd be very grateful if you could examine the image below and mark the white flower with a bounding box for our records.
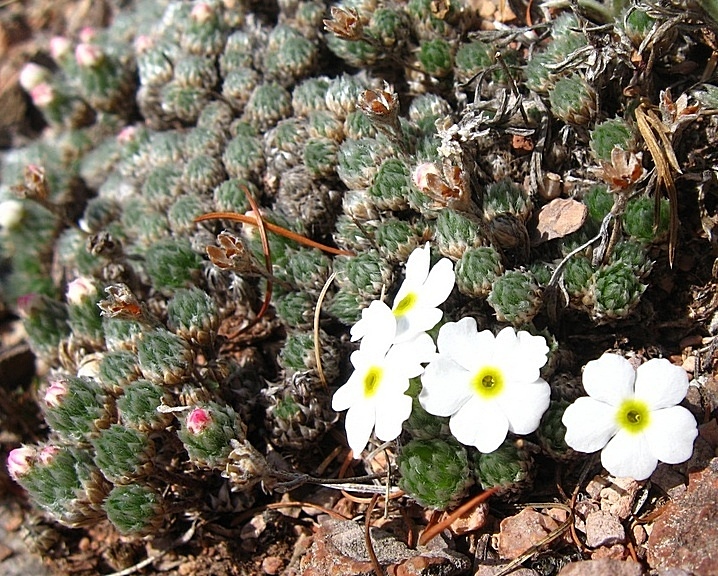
[419,319,550,453]
[351,243,455,343]
[333,303,435,457]
[562,354,698,481]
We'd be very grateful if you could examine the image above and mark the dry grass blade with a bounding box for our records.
[635,103,679,266]
[365,494,385,576]
[243,189,272,324]
[195,211,354,256]
[418,486,501,546]
[313,271,336,389]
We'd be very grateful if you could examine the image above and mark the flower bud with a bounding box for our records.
[7,447,35,481]
[44,377,68,408]
[19,63,50,92]
[0,199,25,230]
[30,83,55,107]
[75,43,104,67]
[78,27,97,43]
[190,2,214,24]
[50,36,72,60]
[37,445,60,465]
[186,407,212,434]
[66,277,98,306]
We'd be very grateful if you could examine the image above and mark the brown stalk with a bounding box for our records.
[242,190,273,323]
[365,494,385,576]
[635,103,679,267]
[418,486,501,546]
[195,211,354,256]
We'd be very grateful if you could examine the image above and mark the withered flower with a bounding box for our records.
[323,6,363,41]
[413,160,472,212]
[98,284,144,319]
[357,83,400,135]
[13,164,49,200]
[595,148,646,191]
[206,231,254,274]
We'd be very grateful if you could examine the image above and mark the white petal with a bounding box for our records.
[497,329,548,384]
[418,257,455,307]
[356,302,396,357]
[562,397,618,453]
[644,406,698,465]
[600,430,657,480]
[332,372,363,411]
[634,358,689,410]
[374,392,412,442]
[396,308,443,342]
[402,243,430,287]
[582,353,635,406]
[514,330,550,374]
[450,397,509,453]
[437,318,495,371]
[499,378,551,435]
[350,299,393,341]
[388,333,436,373]
[419,357,473,417]
[344,400,376,457]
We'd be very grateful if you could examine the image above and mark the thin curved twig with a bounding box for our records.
[418,486,501,546]
[195,211,354,256]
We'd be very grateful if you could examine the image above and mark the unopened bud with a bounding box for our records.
[19,63,49,92]
[7,447,35,481]
[187,407,212,434]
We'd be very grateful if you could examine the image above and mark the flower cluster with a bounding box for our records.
[333,243,553,458]
[334,246,699,483]
[332,243,453,456]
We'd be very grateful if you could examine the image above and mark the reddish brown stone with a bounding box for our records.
[558,558,643,576]
[299,518,469,576]
[647,457,718,576]
[497,508,561,560]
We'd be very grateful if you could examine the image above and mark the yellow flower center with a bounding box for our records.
[363,366,384,398]
[615,399,650,434]
[471,365,504,399]
[393,292,417,317]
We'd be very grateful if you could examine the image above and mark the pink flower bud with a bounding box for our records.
[66,276,97,305]
[50,36,72,61]
[117,125,138,145]
[75,43,104,67]
[37,445,60,465]
[412,162,440,191]
[44,377,68,408]
[190,2,214,23]
[30,82,55,107]
[7,447,35,480]
[134,35,154,54]
[187,407,212,434]
[16,293,37,318]
[19,63,49,92]
[78,27,97,43]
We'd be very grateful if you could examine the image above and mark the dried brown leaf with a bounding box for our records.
[531,198,587,245]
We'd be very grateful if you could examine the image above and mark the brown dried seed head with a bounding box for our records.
[323,6,363,40]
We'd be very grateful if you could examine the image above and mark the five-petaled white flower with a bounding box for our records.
[419,319,551,453]
[351,243,455,343]
[562,353,698,481]
[332,302,435,457]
